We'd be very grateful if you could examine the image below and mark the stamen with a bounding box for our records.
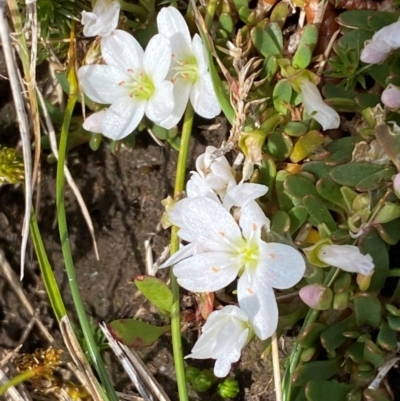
[127,68,134,73]
[247,287,254,295]
[212,266,219,272]
[269,253,276,259]
[118,81,125,86]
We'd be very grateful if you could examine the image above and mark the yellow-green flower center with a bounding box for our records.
[120,70,155,101]
[172,54,198,82]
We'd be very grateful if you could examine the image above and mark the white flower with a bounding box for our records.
[300,80,340,130]
[156,6,221,128]
[317,244,374,275]
[78,30,174,140]
[186,305,251,377]
[381,84,400,109]
[161,196,305,340]
[187,146,236,200]
[361,20,400,64]
[81,0,120,37]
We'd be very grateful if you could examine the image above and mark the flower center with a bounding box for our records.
[171,54,198,82]
[120,69,155,101]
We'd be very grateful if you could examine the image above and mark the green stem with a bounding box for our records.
[282,267,339,401]
[169,5,216,400]
[55,26,117,401]
[170,103,194,401]
[0,369,36,396]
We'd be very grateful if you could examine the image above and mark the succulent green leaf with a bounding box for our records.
[273,79,293,114]
[271,210,291,233]
[264,131,293,161]
[330,163,386,187]
[283,121,309,137]
[297,322,327,348]
[363,340,386,368]
[288,206,308,234]
[290,130,324,163]
[359,228,389,292]
[353,293,382,329]
[292,359,341,387]
[276,171,294,211]
[377,320,397,351]
[251,23,283,58]
[303,195,337,232]
[305,380,355,401]
[320,314,357,353]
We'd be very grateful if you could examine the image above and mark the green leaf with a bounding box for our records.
[283,121,309,137]
[363,340,386,368]
[276,171,294,212]
[377,320,397,351]
[292,359,341,386]
[375,124,400,171]
[264,131,293,161]
[135,275,173,315]
[273,79,293,114]
[251,24,282,58]
[271,210,291,233]
[330,163,386,187]
[356,167,395,191]
[284,174,319,200]
[293,45,313,69]
[320,314,357,353]
[270,2,289,26]
[376,218,400,245]
[108,319,170,348]
[218,13,234,34]
[290,130,324,163]
[303,195,337,232]
[301,161,332,179]
[353,293,382,329]
[259,155,276,196]
[359,228,389,292]
[316,177,347,210]
[325,136,360,164]
[288,206,308,234]
[297,322,327,348]
[305,380,354,401]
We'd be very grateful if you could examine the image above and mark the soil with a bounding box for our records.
[0,59,276,400]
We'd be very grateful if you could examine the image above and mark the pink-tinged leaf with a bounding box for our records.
[108,319,170,348]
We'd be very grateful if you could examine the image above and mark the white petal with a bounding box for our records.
[317,244,374,275]
[173,252,240,292]
[223,183,268,211]
[157,6,191,47]
[143,34,172,85]
[238,270,278,340]
[371,20,400,52]
[258,242,306,289]
[186,172,220,202]
[78,65,129,104]
[101,96,145,140]
[82,0,120,37]
[213,327,249,377]
[191,34,208,75]
[146,80,174,123]
[239,201,270,239]
[83,110,107,133]
[381,84,400,109]
[159,243,196,269]
[190,73,221,119]
[300,80,340,130]
[170,197,242,245]
[101,30,144,72]
[157,77,191,129]
[360,43,389,64]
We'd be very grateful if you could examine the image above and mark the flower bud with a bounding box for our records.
[356,271,374,291]
[299,284,333,310]
[193,369,216,392]
[217,377,240,399]
[381,84,400,109]
[186,366,201,385]
[393,173,400,199]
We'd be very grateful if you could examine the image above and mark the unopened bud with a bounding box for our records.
[299,284,333,310]
[193,369,216,392]
[186,366,201,385]
[356,271,374,291]
[393,174,400,199]
[218,377,240,399]
[381,84,400,109]
[373,202,400,224]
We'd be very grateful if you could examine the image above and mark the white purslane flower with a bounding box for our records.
[300,80,340,131]
[187,146,236,200]
[186,306,251,378]
[160,195,305,340]
[81,0,120,37]
[381,84,400,109]
[156,6,221,128]
[78,30,175,140]
[360,20,400,64]
[317,244,374,275]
